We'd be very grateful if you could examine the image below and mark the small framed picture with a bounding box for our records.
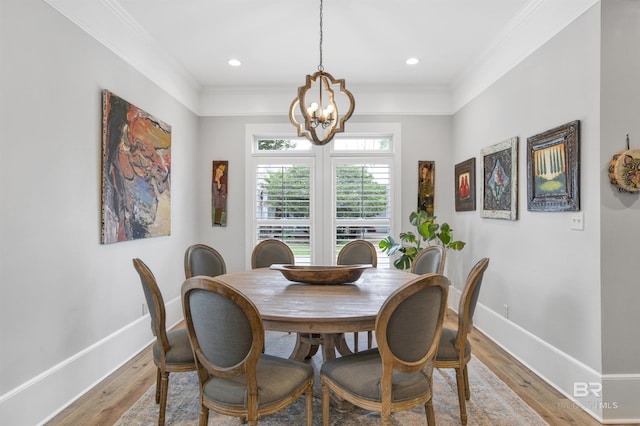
[481,137,518,220]
[455,158,476,211]
[527,120,580,212]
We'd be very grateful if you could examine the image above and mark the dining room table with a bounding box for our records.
[213,265,418,362]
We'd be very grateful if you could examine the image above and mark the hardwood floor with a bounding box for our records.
[47,311,629,426]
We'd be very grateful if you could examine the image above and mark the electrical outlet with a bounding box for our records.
[571,212,584,230]
[503,304,509,319]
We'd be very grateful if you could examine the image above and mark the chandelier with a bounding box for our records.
[289,0,355,146]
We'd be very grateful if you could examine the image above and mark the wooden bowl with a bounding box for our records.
[270,264,372,285]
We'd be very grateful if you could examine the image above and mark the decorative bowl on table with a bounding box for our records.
[270,264,372,285]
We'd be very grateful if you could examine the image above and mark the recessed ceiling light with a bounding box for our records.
[406,57,419,65]
[228,59,242,67]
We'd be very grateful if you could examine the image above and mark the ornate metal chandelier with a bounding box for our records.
[289,0,355,145]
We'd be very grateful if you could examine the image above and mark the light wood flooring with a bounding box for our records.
[47,311,632,426]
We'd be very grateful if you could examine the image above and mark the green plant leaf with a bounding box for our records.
[382,210,466,269]
[449,241,466,251]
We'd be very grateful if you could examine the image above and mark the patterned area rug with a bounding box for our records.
[116,332,548,425]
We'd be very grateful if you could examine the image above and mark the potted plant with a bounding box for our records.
[379,210,466,270]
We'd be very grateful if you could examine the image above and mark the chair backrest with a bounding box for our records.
[251,239,295,269]
[184,244,227,278]
[456,258,490,345]
[132,258,170,354]
[182,276,263,376]
[375,273,449,373]
[410,246,446,275]
[336,239,377,267]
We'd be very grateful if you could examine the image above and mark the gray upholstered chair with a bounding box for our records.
[184,243,227,278]
[182,276,314,425]
[337,239,377,351]
[320,273,450,426]
[337,239,377,267]
[434,258,490,425]
[411,245,446,275]
[132,258,196,426]
[251,239,295,269]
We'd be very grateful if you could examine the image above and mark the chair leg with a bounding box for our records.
[425,397,436,426]
[305,387,313,426]
[158,371,169,426]
[455,367,468,425]
[154,368,161,404]
[198,406,208,426]
[463,364,471,400]
[322,380,330,426]
[367,330,373,349]
[353,332,359,352]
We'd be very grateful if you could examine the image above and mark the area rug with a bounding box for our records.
[116,332,548,425]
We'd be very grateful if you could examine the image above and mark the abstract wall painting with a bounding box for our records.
[455,158,476,211]
[481,137,518,220]
[212,160,228,226]
[527,120,580,211]
[418,161,435,216]
[101,90,171,244]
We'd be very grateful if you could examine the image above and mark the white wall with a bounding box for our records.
[452,1,606,418]
[0,0,199,424]
[600,0,640,421]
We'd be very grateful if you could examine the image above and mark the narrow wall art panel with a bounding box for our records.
[418,161,435,216]
[101,90,171,243]
[212,160,228,226]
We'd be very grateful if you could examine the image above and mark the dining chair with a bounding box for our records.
[184,243,227,278]
[337,239,377,351]
[251,238,295,269]
[411,245,446,275]
[320,273,450,426]
[434,258,490,425]
[182,276,314,426]
[132,258,196,426]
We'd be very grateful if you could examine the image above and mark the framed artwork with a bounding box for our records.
[418,161,435,216]
[212,160,228,226]
[527,120,580,211]
[455,158,476,211]
[101,90,171,244]
[481,137,518,220]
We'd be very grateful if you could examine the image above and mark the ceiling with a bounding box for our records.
[45,0,598,114]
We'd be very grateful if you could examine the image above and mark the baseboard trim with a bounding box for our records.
[0,296,184,425]
[447,287,640,424]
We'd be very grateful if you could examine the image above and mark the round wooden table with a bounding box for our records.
[214,267,417,361]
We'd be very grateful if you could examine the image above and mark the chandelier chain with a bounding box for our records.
[318,0,324,72]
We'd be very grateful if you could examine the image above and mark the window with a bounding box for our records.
[246,124,400,268]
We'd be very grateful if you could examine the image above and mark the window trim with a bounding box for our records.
[245,123,402,269]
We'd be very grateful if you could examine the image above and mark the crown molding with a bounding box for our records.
[44,0,599,117]
[43,0,201,113]
[450,0,599,113]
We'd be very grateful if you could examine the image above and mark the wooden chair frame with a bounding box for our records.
[132,258,196,426]
[182,276,313,426]
[434,258,490,425]
[321,274,450,426]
